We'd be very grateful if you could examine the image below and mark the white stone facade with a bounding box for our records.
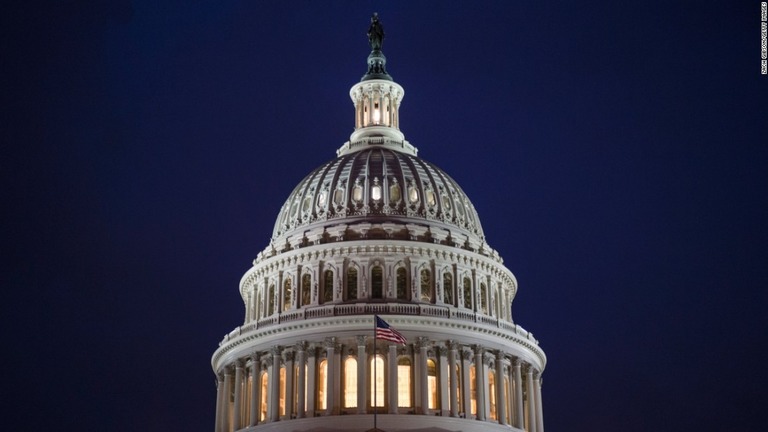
[212,20,546,432]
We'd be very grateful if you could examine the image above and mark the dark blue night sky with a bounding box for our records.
[3,2,767,431]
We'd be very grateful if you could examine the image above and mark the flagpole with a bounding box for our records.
[373,314,378,431]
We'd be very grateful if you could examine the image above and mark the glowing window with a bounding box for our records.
[504,376,512,424]
[317,191,327,207]
[488,371,497,420]
[344,357,358,408]
[317,360,327,410]
[470,365,477,415]
[352,183,363,203]
[426,189,436,207]
[408,185,419,204]
[346,267,358,300]
[442,195,452,211]
[390,183,401,202]
[333,187,345,206]
[371,266,383,299]
[427,359,439,410]
[372,184,382,201]
[370,355,385,407]
[260,372,268,421]
[279,366,286,416]
[397,357,412,407]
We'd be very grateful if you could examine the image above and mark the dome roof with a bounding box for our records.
[270,146,487,252]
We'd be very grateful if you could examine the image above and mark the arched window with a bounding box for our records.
[463,277,472,310]
[301,274,311,307]
[283,278,292,311]
[396,267,408,300]
[469,364,477,416]
[268,284,275,316]
[259,371,268,421]
[344,357,358,408]
[488,370,497,420]
[427,359,439,410]
[317,360,327,410]
[371,265,383,299]
[397,357,412,408]
[504,375,512,424]
[420,269,432,302]
[370,355,385,408]
[346,267,358,300]
[323,270,334,303]
[279,366,286,416]
[480,282,488,314]
[443,272,454,305]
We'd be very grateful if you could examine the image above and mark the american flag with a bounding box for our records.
[375,315,407,345]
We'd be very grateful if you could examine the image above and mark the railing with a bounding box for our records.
[220,303,538,346]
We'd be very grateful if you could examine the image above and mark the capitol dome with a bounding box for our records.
[213,14,545,432]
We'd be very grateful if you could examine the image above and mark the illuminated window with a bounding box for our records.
[397,358,412,407]
[323,270,334,303]
[352,182,363,203]
[317,190,327,208]
[301,274,311,307]
[371,266,383,299]
[488,370,497,420]
[441,195,452,211]
[279,366,286,416]
[456,364,463,413]
[470,365,477,415]
[317,360,327,410]
[370,355,385,408]
[504,376,512,424]
[283,278,292,311]
[347,267,358,300]
[344,358,358,408]
[371,178,382,202]
[396,267,408,300]
[260,372,268,421]
[463,277,472,309]
[480,282,488,314]
[333,187,345,206]
[408,184,419,204]
[420,269,432,302]
[426,189,436,207]
[389,182,401,203]
[427,359,439,410]
[443,272,454,305]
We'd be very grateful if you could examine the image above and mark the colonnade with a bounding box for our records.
[214,336,544,432]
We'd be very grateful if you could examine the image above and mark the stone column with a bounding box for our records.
[222,367,232,432]
[357,336,368,414]
[388,344,398,414]
[496,352,507,425]
[295,343,307,418]
[474,346,486,421]
[526,367,537,432]
[249,356,260,426]
[215,374,224,432]
[417,337,430,414]
[233,360,244,430]
[535,373,544,432]
[306,345,317,417]
[438,346,449,417]
[324,338,337,415]
[269,347,282,422]
[513,359,524,429]
[283,350,295,419]
[461,350,472,418]
[448,341,459,417]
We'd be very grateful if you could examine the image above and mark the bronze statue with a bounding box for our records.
[367,13,384,51]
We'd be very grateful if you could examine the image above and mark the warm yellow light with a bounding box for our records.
[373,109,380,124]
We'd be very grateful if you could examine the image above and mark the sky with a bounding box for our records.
[2,1,767,431]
